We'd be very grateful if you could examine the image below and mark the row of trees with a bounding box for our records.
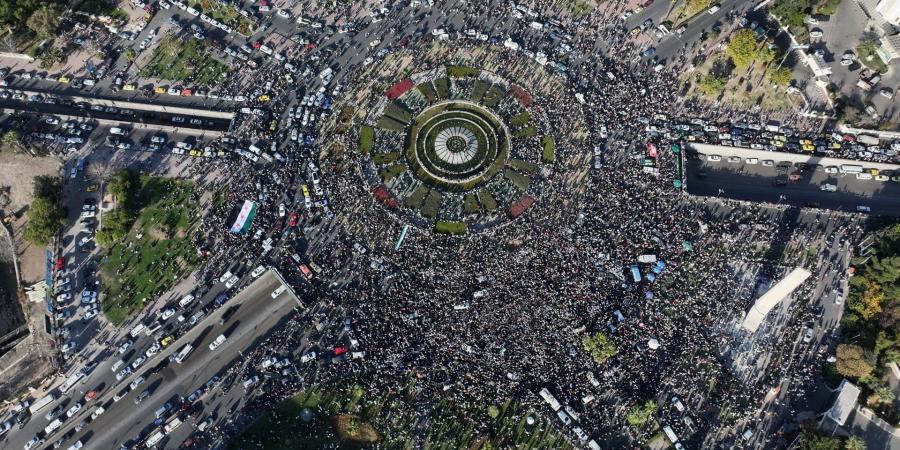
[834,224,899,412]
[95,169,138,248]
[24,175,65,246]
[0,0,62,37]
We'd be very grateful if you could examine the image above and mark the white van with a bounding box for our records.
[130,323,146,337]
[90,406,105,420]
[44,418,63,435]
[109,127,126,136]
[270,285,287,299]
[856,172,873,180]
[242,375,260,390]
[110,359,125,372]
[820,184,837,192]
[178,294,195,308]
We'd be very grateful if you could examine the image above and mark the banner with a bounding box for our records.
[229,201,257,234]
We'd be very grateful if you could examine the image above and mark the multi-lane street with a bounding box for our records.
[5,270,299,450]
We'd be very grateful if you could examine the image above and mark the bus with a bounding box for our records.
[173,344,193,364]
[840,164,864,174]
[144,430,165,448]
[663,425,679,443]
[60,372,84,393]
[29,393,57,414]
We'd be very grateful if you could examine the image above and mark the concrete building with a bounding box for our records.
[875,0,900,26]
[876,33,900,63]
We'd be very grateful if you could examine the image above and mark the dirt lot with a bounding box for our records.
[0,151,61,283]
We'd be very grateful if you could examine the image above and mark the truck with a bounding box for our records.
[857,134,879,146]
[29,393,58,414]
[163,415,182,433]
[840,164,864,174]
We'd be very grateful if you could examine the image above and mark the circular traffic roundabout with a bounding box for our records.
[344,64,586,235]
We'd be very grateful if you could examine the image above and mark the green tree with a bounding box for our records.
[107,169,135,207]
[767,66,793,86]
[26,4,62,37]
[698,75,726,96]
[1,129,21,150]
[625,400,657,427]
[772,0,811,28]
[727,29,774,69]
[124,47,136,61]
[38,45,64,69]
[798,430,841,450]
[95,207,133,247]
[845,435,866,450]
[32,175,61,200]
[24,196,64,245]
[835,344,874,379]
[582,332,617,364]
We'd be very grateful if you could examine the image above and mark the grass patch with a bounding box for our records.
[358,126,374,154]
[514,126,538,138]
[509,111,530,127]
[434,221,468,235]
[405,185,429,209]
[434,78,450,99]
[421,190,442,219]
[463,193,480,214]
[417,82,437,102]
[477,191,497,211]
[470,80,491,103]
[138,36,229,85]
[481,85,506,107]
[541,136,555,163]
[556,0,596,16]
[100,176,201,325]
[509,159,538,174]
[383,102,412,123]
[379,163,407,182]
[504,169,531,191]
[373,151,401,165]
[376,116,407,132]
[815,0,841,16]
[446,66,480,78]
[186,0,257,35]
[858,39,889,74]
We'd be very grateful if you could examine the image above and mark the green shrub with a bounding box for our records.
[477,191,497,211]
[541,136,555,163]
[514,126,538,138]
[383,102,412,123]
[463,194,480,214]
[358,126,374,154]
[582,332,617,364]
[509,111,530,127]
[373,151,401,165]
[434,220,468,235]
[504,169,531,191]
[405,185,429,209]
[417,82,437,102]
[481,85,506,107]
[470,80,491,103]
[421,190,442,219]
[446,66,480,78]
[509,159,538,174]
[434,78,450,99]
[379,164,407,181]
[377,116,407,132]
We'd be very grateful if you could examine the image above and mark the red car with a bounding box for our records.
[56,257,64,270]
[333,346,347,356]
[288,212,298,227]
[299,264,312,279]
[252,41,262,49]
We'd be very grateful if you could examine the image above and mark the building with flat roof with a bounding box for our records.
[876,0,900,27]
[877,33,900,63]
[825,380,860,426]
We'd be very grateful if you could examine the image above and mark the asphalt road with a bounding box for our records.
[685,158,900,217]
[0,99,231,131]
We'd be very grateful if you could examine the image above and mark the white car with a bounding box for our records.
[300,351,316,363]
[161,308,176,320]
[225,275,239,289]
[218,271,233,283]
[369,39,381,48]
[707,4,720,14]
[145,342,161,357]
[57,293,71,302]
[834,294,843,305]
[115,367,131,381]
[83,309,98,320]
[803,328,815,343]
[131,355,147,370]
[276,9,290,18]
[66,402,82,418]
[707,155,722,162]
[809,30,823,38]
[24,436,42,450]
[261,356,279,368]
[208,334,227,351]
[118,340,133,354]
[251,265,265,278]
[129,376,145,390]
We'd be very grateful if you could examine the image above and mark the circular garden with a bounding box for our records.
[355,66,562,235]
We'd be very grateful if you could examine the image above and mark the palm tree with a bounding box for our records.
[26,5,63,38]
